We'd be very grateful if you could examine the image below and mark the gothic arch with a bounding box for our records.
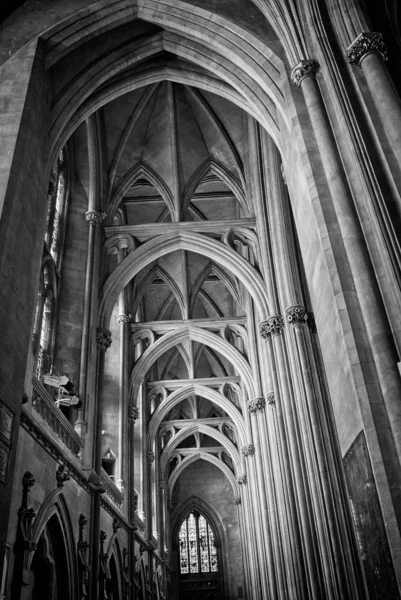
[108,161,175,224]
[128,326,256,402]
[169,454,239,500]
[99,231,269,327]
[132,264,186,320]
[181,159,249,219]
[147,384,247,446]
[189,260,242,317]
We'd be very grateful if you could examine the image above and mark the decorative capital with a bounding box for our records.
[266,391,275,406]
[346,32,388,67]
[147,450,155,464]
[85,210,106,226]
[116,314,131,326]
[234,496,242,505]
[242,444,255,458]
[96,328,112,351]
[159,480,166,491]
[286,304,308,326]
[128,406,139,423]
[291,59,319,86]
[260,315,284,339]
[79,514,88,530]
[247,397,266,414]
[56,464,70,487]
[237,474,248,486]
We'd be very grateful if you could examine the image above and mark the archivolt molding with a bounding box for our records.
[99,231,269,327]
[107,161,175,225]
[129,326,256,403]
[169,453,239,499]
[147,384,247,447]
[132,264,186,320]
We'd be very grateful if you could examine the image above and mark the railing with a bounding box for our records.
[101,468,124,507]
[32,377,83,457]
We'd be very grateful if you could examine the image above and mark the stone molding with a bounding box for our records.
[286,304,308,326]
[242,444,255,458]
[266,391,275,406]
[96,328,112,351]
[128,406,139,423]
[247,397,266,414]
[237,474,248,485]
[85,210,106,226]
[116,313,131,326]
[346,32,388,67]
[290,59,319,86]
[259,315,284,339]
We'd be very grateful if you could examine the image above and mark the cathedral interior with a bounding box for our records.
[1,1,401,599]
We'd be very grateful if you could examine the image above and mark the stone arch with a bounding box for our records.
[169,454,239,501]
[159,423,241,475]
[129,326,256,402]
[99,231,269,327]
[108,161,175,224]
[132,264,186,320]
[181,158,249,219]
[147,384,247,447]
[189,260,242,317]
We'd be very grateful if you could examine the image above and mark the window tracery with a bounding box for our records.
[178,511,218,575]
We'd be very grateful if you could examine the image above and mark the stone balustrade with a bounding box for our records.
[101,468,124,507]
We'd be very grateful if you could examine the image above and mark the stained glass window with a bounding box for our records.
[178,512,218,574]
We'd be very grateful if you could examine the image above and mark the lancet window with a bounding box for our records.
[178,512,218,574]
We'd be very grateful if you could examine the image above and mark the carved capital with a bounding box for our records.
[260,315,284,339]
[147,450,155,464]
[237,474,248,486]
[85,210,106,226]
[96,328,112,351]
[346,32,388,67]
[286,305,308,326]
[247,397,266,414]
[56,464,70,487]
[266,391,275,406]
[242,444,255,458]
[116,314,131,326]
[291,59,319,86]
[159,480,166,491]
[234,496,242,505]
[128,406,139,423]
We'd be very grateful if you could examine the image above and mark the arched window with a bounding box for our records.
[178,511,218,575]
[32,149,68,381]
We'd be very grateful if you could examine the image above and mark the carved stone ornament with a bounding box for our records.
[128,406,139,423]
[96,328,112,351]
[247,397,266,414]
[242,444,255,458]
[286,305,308,326]
[234,496,242,505]
[266,391,275,406]
[237,474,248,486]
[260,315,284,339]
[159,480,166,490]
[290,59,319,86]
[85,210,106,226]
[147,450,155,464]
[346,32,388,67]
[56,464,70,487]
[113,517,121,533]
[116,313,131,326]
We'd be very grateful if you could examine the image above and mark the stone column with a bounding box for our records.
[237,474,262,599]
[91,327,112,599]
[260,317,324,599]
[116,311,130,491]
[346,33,401,172]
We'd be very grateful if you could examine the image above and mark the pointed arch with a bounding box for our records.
[147,384,247,446]
[132,264,185,320]
[99,232,269,328]
[190,261,241,318]
[182,159,249,219]
[160,344,191,380]
[108,161,175,224]
[129,326,256,402]
[194,345,228,377]
[170,456,239,501]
